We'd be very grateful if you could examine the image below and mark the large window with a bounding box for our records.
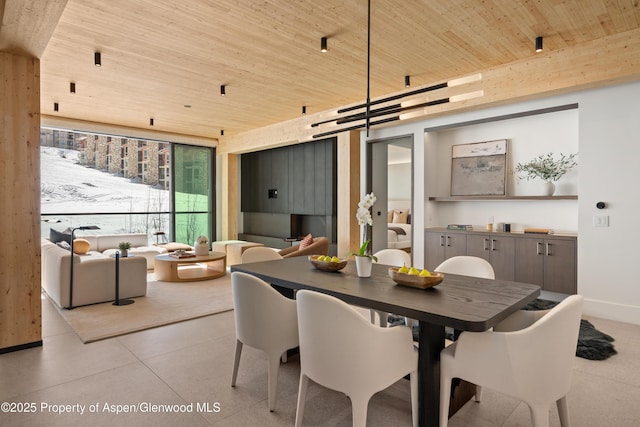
[172,144,214,245]
[40,129,214,245]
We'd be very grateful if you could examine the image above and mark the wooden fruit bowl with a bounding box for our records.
[388,267,444,289]
[308,255,348,272]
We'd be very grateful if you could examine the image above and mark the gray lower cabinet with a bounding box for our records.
[425,228,577,294]
[424,230,467,271]
[515,236,577,294]
[466,234,515,281]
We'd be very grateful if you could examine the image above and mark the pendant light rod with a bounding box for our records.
[365,0,371,136]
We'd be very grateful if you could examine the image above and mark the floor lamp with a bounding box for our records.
[69,225,100,309]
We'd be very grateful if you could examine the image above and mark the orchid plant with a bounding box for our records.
[353,192,377,261]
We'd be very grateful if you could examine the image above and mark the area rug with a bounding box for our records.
[389,298,618,361]
[523,299,618,360]
[53,274,233,343]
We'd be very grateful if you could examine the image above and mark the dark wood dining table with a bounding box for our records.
[231,256,540,427]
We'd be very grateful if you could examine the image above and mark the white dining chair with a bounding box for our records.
[240,246,283,263]
[295,289,418,427]
[370,249,412,327]
[434,255,495,280]
[439,294,584,427]
[230,272,298,412]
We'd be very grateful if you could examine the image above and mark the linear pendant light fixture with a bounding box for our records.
[94,51,101,66]
[321,37,328,52]
[310,1,484,139]
[220,85,226,96]
[535,36,543,52]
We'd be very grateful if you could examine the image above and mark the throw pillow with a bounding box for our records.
[73,238,91,254]
[50,227,73,245]
[56,241,71,251]
[158,242,193,252]
[299,234,314,250]
[392,210,409,224]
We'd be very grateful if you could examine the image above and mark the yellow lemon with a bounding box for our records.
[419,269,431,277]
[408,267,420,275]
[330,256,341,263]
[398,264,410,273]
[316,255,326,262]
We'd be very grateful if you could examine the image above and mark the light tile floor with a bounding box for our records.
[1,295,639,426]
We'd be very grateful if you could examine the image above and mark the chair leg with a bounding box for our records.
[267,354,281,411]
[474,385,483,402]
[379,311,388,327]
[295,374,310,427]
[528,404,551,427]
[350,396,371,427]
[557,396,570,427]
[439,374,452,427]
[281,351,288,364]
[410,371,419,427]
[231,339,243,387]
[370,309,376,324]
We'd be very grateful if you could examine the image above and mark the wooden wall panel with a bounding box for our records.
[0,52,42,351]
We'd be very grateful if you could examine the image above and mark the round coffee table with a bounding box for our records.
[154,251,226,282]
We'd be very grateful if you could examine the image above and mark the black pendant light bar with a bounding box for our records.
[312,97,450,138]
[313,115,401,139]
[335,82,448,115]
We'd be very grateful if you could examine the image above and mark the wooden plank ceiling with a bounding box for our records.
[37,0,640,139]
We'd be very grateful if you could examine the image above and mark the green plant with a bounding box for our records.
[350,192,378,261]
[118,241,132,250]
[515,152,577,182]
[351,240,378,262]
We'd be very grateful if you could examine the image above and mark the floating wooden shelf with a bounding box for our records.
[428,195,578,201]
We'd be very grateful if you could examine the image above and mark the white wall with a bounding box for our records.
[388,162,412,203]
[364,80,640,325]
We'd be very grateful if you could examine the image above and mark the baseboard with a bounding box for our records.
[583,298,640,326]
[0,340,43,354]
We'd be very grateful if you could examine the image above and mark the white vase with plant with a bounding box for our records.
[514,152,577,196]
[353,192,378,277]
[195,235,209,256]
[118,241,131,257]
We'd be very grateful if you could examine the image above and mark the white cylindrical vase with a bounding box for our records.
[355,256,373,278]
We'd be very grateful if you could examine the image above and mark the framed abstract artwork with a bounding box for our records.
[450,139,507,196]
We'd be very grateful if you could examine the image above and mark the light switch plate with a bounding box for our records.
[593,215,609,227]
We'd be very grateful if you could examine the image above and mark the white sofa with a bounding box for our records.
[41,238,148,309]
[77,233,168,269]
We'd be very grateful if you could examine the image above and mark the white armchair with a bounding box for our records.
[295,290,418,427]
[434,255,495,279]
[370,249,412,327]
[230,272,298,412]
[439,294,584,427]
[240,246,283,263]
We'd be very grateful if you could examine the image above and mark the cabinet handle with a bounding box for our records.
[491,239,497,251]
[546,242,551,256]
[440,235,445,247]
[446,236,451,247]
[536,242,543,255]
[483,238,489,251]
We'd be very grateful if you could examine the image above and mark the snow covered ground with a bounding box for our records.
[40,147,170,239]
